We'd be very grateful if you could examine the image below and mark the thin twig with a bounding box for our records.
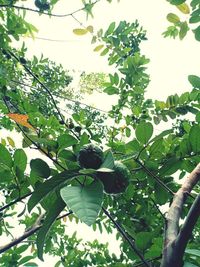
[0,0,100,18]
[102,207,151,267]
[136,159,174,196]
[0,192,32,213]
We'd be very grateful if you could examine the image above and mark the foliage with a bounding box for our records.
[0,0,199,267]
[164,0,200,41]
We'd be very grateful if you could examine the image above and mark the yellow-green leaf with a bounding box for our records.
[86,25,94,33]
[7,137,15,147]
[93,44,104,52]
[73,28,88,35]
[176,3,190,14]
[167,13,180,23]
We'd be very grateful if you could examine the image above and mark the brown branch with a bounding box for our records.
[0,211,72,254]
[160,163,200,267]
[175,193,200,260]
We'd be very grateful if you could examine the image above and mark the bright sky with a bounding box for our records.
[1,0,200,265]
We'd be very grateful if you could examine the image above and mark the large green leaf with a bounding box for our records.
[30,158,51,179]
[0,144,12,168]
[28,170,79,212]
[37,195,66,261]
[13,149,27,172]
[60,180,103,226]
[135,122,153,144]
[189,125,200,153]
[188,75,200,89]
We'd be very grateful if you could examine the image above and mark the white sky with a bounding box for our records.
[1,0,200,266]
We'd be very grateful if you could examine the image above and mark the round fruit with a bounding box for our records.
[77,144,103,169]
[97,161,130,194]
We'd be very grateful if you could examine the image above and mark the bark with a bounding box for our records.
[160,163,200,267]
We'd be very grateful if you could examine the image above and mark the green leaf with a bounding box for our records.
[189,124,200,153]
[100,47,109,56]
[167,13,180,23]
[57,134,78,149]
[30,159,51,178]
[184,263,199,267]
[58,150,76,161]
[188,75,200,88]
[150,129,173,143]
[60,180,103,226]
[100,150,114,169]
[135,232,152,250]
[179,21,188,40]
[135,122,153,144]
[13,149,27,172]
[0,144,12,168]
[103,86,119,95]
[23,263,38,267]
[155,183,169,205]
[28,170,78,212]
[170,0,186,5]
[37,195,66,260]
[73,28,88,35]
[185,249,200,257]
[159,158,181,176]
[105,22,115,36]
[18,256,34,265]
[79,168,96,174]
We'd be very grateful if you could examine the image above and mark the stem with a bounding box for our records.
[136,159,174,196]
[0,192,32,213]
[102,207,151,267]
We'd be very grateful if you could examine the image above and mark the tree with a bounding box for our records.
[0,0,200,266]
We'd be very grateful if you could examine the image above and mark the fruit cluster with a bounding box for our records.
[77,144,130,194]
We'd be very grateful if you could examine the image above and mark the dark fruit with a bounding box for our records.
[35,0,50,10]
[97,161,130,194]
[77,144,103,169]
[75,126,82,133]
[19,57,27,64]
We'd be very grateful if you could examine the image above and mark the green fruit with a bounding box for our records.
[77,144,104,169]
[97,161,130,194]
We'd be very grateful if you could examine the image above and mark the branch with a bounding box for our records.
[175,193,200,259]
[0,192,32,213]
[102,207,151,267]
[0,0,100,18]
[136,159,174,196]
[160,163,200,267]
[0,211,72,254]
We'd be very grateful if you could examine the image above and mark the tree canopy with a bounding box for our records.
[0,0,200,266]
